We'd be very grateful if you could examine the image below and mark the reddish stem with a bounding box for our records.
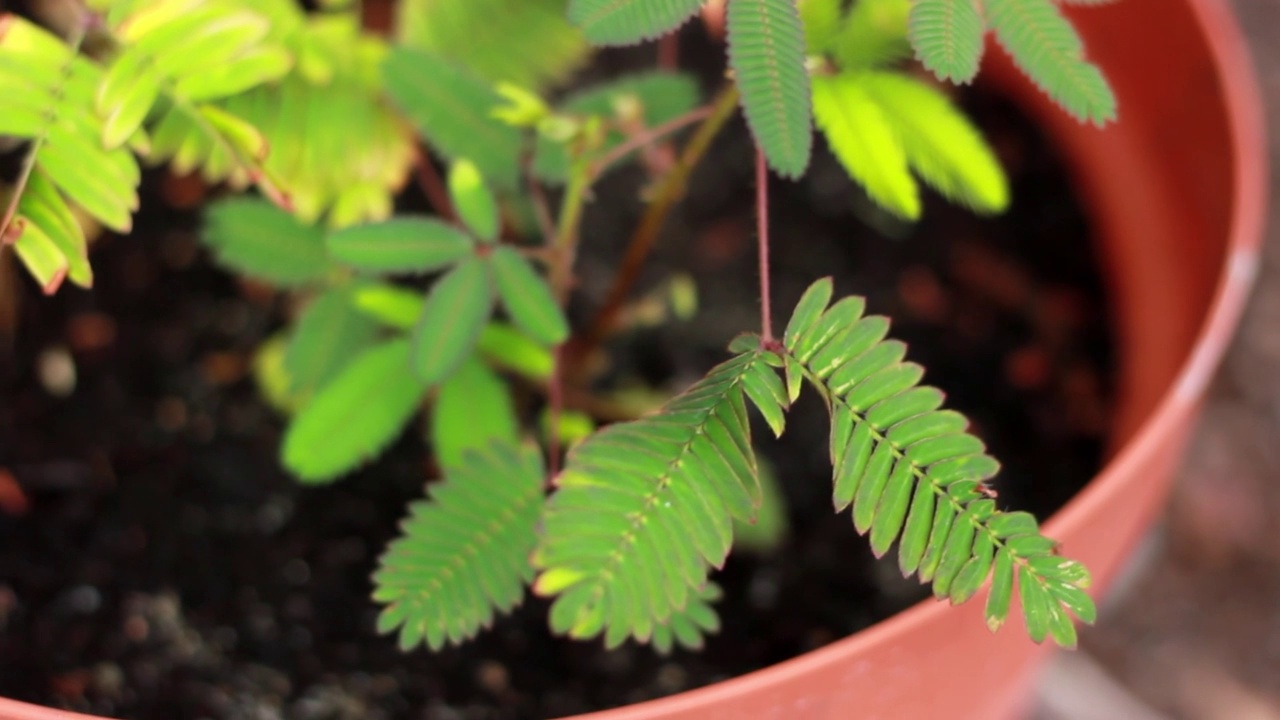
[413,146,456,221]
[657,34,679,70]
[755,148,774,342]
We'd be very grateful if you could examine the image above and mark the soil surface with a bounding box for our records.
[0,32,1114,720]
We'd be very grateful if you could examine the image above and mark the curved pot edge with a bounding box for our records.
[0,0,1265,719]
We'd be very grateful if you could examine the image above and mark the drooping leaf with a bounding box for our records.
[382,47,524,189]
[812,73,919,219]
[372,439,545,650]
[908,0,985,84]
[778,278,1096,648]
[448,160,499,242]
[986,0,1116,125]
[15,170,91,288]
[282,339,429,483]
[488,246,569,346]
[327,216,475,275]
[431,359,520,471]
[412,256,495,384]
[283,288,382,397]
[567,0,706,46]
[202,197,333,286]
[727,0,813,178]
[535,352,781,647]
[858,72,1009,214]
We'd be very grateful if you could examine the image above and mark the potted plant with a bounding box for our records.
[0,0,1265,718]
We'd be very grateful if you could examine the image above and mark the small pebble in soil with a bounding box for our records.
[56,584,102,615]
[36,345,76,397]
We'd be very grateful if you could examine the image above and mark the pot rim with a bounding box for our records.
[0,0,1266,718]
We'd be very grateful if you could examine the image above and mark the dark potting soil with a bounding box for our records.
[0,45,1113,720]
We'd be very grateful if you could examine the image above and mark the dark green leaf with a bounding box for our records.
[327,216,475,275]
[431,359,519,471]
[489,246,568,345]
[568,0,706,46]
[727,0,813,178]
[412,256,495,384]
[283,288,381,397]
[203,198,331,286]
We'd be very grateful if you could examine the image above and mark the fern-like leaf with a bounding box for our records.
[373,439,545,651]
[778,278,1095,647]
[908,0,985,84]
[727,0,813,178]
[0,15,139,245]
[568,0,706,46]
[986,0,1116,125]
[534,351,785,647]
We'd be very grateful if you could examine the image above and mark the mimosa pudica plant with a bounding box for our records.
[0,0,1117,656]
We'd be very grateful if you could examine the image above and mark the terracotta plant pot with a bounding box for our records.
[0,0,1265,717]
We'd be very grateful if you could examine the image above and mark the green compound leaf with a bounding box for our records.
[780,278,1094,648]
[382,47,524,189]
[908,0,985,84]
[568,0,706,46]
[327,216,476,275]
[282,338,429,484]
[987,0,1116,126]
[448,160,500,243]
[283,288,381,398]
[431,358,520,471]
[650,582,723,654]
[489,246,569,346]
[412,256,495,384]
[535,351,787,648]
[858,72,1009,214]
[202,197,333,287]
[812,73,919,220]
[727,0,813,178]
[399,0,589,90]
[15,169,91,290]
[372,439,545,651]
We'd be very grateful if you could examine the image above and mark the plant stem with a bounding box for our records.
[548,159,593,304]
[548,345,564,479]
[755,148,773,342]
[413,145,456,222]
[572,83,740,363]
[590,105,711,179]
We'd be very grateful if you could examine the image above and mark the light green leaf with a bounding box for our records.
[11,219,68,295]
[399,0,589,90]
[727,0,813,178]
[489,246,569,345]
[833,0,912,70]
[812,73,919,219]
[798,0,845,54]
[448,160,499,242]
[431,359,519,471]
[327,216,475,275]
[568,0,706,46]
[283,288,381,397]
[412,256,495,384]
[202,197,332,286]
[282,339,429,483]
[372,439,545,650]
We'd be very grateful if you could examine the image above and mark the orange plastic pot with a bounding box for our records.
[0,0,1266,718]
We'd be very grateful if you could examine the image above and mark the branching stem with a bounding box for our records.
[590,105,712,179]
[571,84,741,365]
